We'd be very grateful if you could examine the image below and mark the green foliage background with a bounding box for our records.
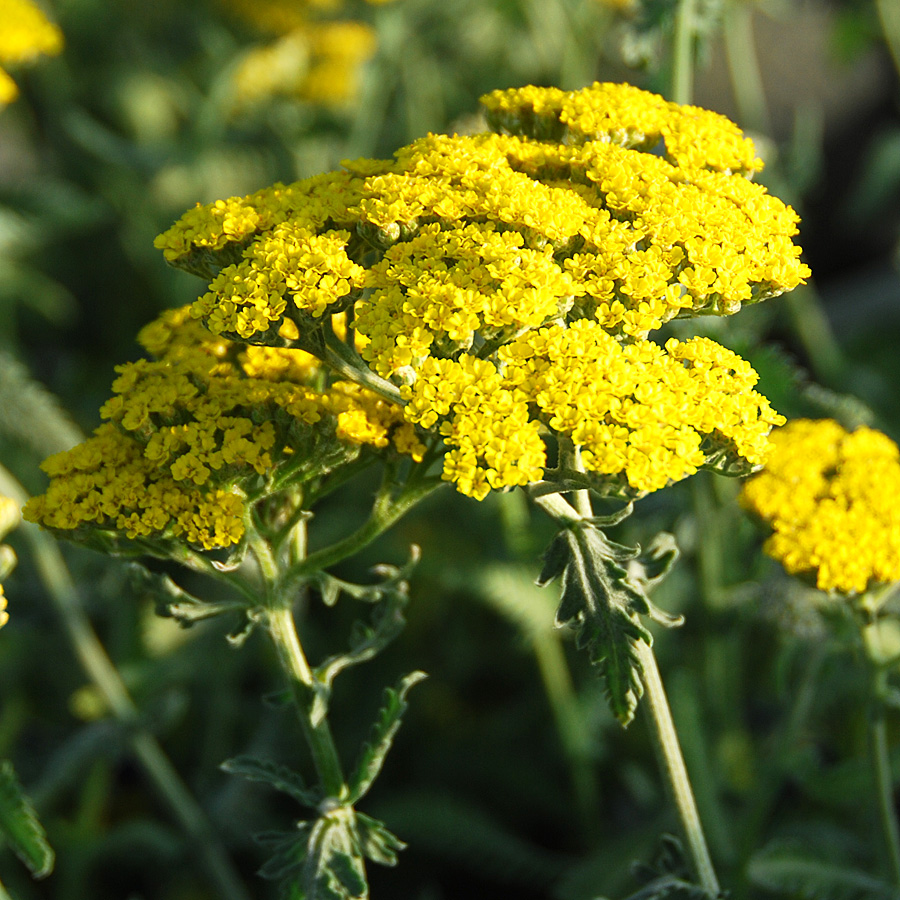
[2,0,900,897]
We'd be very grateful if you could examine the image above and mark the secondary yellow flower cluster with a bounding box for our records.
[224,0,390,107]
[0,0,63,105]
[403,321,782,500]
[741,419,900,595]
[24,307,424,550]
[150,82,804,500]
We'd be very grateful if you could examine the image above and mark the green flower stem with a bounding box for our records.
[559,438,593,519]
[532,488,719,891]
[723,0,770,134]
[862,621,900,887]
[876,0,900,78]
[265,604,347,799]
[671,0,698,105]
[635,638,721,896]
[0,471,251,900]
[782,283,845,388]
[532,630,601,829]
[0,876,13,900]
[281,475,442,591]
[321,324,405,406]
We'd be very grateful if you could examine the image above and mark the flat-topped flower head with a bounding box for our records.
[0,0,63,105]
[24,306,424,553]
[740,419,900,595]
[155,82,808,353]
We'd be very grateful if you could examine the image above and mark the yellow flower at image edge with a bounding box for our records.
[740,419,900,594]
[0,590,7,629]
[0,0,63,104]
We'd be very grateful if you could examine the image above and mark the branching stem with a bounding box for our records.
[265,604,347,799]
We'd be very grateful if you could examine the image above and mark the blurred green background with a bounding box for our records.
[2,0,900,898]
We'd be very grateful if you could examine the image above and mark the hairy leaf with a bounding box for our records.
[539,523,681,727]
[354,812,406,866]
[347,671,427,804]
[221,756,322,809]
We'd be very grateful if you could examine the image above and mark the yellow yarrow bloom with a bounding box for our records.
[24,306,424,551]
[154,83,803,503]
[157,84,808,350]
[231,21,376,107]
[402,321,783,500]
[480,82,762,175]
[0,0,63,105]
[740,419,900,595]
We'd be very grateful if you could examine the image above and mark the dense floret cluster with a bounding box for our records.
[741,419,900,594]
[24,307,424,550]
[150,83,802,500]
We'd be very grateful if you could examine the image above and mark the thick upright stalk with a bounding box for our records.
[876,0,900,78]
[863,623,900,887]
[636,639,720,896]
[671,0,697,105]
[266,605,346,798]
[723,1,770,134]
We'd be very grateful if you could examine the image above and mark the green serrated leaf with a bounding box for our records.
[347,671,427,804]
[221,756,322,809]
[546,526,650,726]
[0,760,54,879]
[354,812,406,867]
[314,587,411,702]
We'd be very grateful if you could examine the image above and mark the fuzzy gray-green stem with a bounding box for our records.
[671,0,697,105]
[636,639,721,896]
[723,1,770,134]
[266,604,347,799]
[863,622,900,887]
[281,475,442,592]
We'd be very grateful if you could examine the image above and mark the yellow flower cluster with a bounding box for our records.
[403,320,782,499]
[0,0,63,105]
[195,224,366,339]
[740,419,900,594]
[157,86,807,348]
[480,82,762,175]
[24,307,424,550]
[223,0,389,107]
[152,83,804,501]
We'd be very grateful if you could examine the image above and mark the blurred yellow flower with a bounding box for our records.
[0,0,63,105]
[741,419,900,594]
